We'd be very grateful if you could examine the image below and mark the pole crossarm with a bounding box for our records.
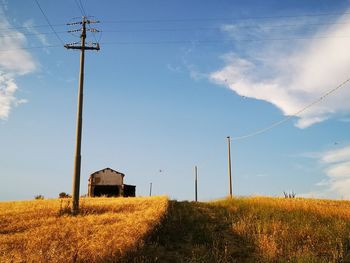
[65,17,100,51]
[64,44,100,50]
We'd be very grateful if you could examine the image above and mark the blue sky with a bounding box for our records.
[1,0,350,201]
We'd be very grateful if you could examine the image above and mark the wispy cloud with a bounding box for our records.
[0,0,8,12]
[0,74,17,119]
[322,145,350,163]
[183,58,207,81]
[23,19,49,50]
[210,13,350,128]
[303,145,350,199]
[166,63,182,73]
[0,13,36,119]
[340,117,350,123]
[321,145,350,198]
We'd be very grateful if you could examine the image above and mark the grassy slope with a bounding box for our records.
[127,197,350,263]
[125,201,256,263]
[0,197,168,263]
[2,197,350,262]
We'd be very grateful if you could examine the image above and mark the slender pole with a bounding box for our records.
[227,136,232,198]
[72,17,86,215]
[195,165,198,202]
[65,17,99,214]
[149,182,152,196]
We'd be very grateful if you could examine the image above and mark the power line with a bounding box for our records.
[74,0,85,16]
[0,10,349,33]
[98,35,350,46]
[96,21,350,33]
[0,44,61,52]
[4,33,350,52]
[0,11,349,34]
[3,20,350,37]
[101,11,350,24]
[73,0,99,43]
[0,31,63,38]
[230,78,350,141]
[79,0,87,14]
[79,0,87,16]
[0,23,66,32]
[34,0,64,45]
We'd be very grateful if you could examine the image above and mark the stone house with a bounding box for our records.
[88,168,136,197]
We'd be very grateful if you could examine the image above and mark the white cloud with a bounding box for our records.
[210,13,350,128]
[0,74,17,119]
[327,161,350,178]
[340,117,350,123]
[316,145,350,199]
[330,178,350,198]
[0,21,36,74]
[23,19,49,50]
[315,179,329,186]
[322,145,350,163]
[167,63,181,73]
[0,14,36,119]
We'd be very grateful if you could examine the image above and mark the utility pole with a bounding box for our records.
[194,165,198,202]
[227,136,233,198]
[149,182,152,197]
[65,17,100,215]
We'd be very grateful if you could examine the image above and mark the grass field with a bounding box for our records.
[1,196,350,262]
[0,196,168,262]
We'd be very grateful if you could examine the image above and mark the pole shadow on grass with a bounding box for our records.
[121,201,256,263]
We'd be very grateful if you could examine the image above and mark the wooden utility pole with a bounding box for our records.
[65,17,100,215]
[149,182,153,197]
[227,136,232,198]
[194,165,198,202]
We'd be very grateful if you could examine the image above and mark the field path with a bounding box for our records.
[124,201,256,262]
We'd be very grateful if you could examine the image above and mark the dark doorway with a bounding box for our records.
[124,185,136,197]
[93,185,120,197]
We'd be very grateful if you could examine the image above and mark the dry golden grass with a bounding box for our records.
[130,197,350,262]
[2,196,350,262]
[0,196,168,263]
[215,197,350,262]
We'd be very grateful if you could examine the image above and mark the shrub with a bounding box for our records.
[59,192,71,198]
[34,195,44,200]
[283,191,296,198]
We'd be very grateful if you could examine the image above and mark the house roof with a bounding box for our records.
[90,167,125,177]
[123,184,136,187]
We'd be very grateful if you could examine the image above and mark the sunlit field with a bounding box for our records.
[129,197,350,262]
[0,196,168,263]
[1,196,350,262]
[214,197,350,262]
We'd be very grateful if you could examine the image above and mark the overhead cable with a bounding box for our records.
[34,0,65,45]
[231,78,350,141]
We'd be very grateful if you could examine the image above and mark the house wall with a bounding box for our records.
[92,169,123,185]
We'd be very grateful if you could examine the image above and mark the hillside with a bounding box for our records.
[1,197,350,262]
[128,197,350,262]
[0,197,168,262]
